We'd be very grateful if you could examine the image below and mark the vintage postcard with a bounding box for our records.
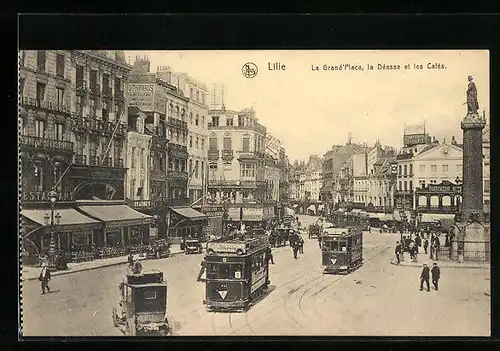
[19,50,490,336]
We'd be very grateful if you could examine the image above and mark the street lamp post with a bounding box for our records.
[222,199,229,237]
[43,190,61,270]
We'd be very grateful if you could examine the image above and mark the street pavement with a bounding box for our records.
[21,214,490,337]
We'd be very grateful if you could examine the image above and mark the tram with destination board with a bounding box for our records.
[320,227,363,275]
[203,235,271,311]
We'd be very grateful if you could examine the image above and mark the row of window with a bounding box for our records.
[188,135,205,150]
[21,119,65,141]
[208,163,265,180]
[210,115,254,128]
[398,163,462,176]
[189,87,206,105]
[24,50,66,78]
[208,136,263,153]
[354,195,389,205]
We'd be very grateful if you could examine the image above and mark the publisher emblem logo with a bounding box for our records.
[242,62,258,79]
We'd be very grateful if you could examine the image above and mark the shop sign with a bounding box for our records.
[21,191,74,203]
[203,205,225,216]
[128,84,154,111]
[243,207,263,221]
[404,133,427,146]
[427,184,462,194]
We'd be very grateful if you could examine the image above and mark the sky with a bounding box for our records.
[124,50,489,163]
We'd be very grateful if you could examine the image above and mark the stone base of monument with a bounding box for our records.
[450,221,490,263]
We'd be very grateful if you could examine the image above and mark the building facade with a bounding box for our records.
[20,50,154,261]
[206,107,275,225]
[172,71,209,205]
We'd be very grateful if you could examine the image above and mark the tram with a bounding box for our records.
[320,227,363,275]
[203,235,271,311]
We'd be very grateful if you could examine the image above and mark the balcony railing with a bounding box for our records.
[102,86,112,99]
[90,83,101,95]
[168,170,188,179]
[20,97,71,116]
[208,149,219,161]
[394,189,414,196]
[169,143,188,154]
[221,150,234,160]
[74,154,87,165]
[101,157,113,166]
[20,135,73,153]
[89,155,100,166]
[114,90,124,101]
[208,180,241,187]
[76,80,88,93]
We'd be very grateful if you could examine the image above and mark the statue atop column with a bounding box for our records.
[466,75,479,115]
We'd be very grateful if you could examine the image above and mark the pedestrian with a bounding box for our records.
[318,235,323,249]
[415,233,422,248]
[298,236,304,254]
[39,262,51,295]
[395,241,402,264]
[433,236,441,261]
[266,246,274,265]
[292,242,299,259]
[197,260,207,282]
[431,262,441,290]
[419,263,430,292]
[132,258,142,274]
[127,251,134,268]
[412,244,418,262]
[445,234,450,247]
[408,241,415,260]
[423,238,429,254]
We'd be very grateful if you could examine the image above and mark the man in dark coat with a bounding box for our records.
[395,241,402,264]
[431,262,441,290]
[298,236,304,254]
[39,262,51,295]
[423,238,429,254]
[420,263,430,292]
[266,246,274,265]
[292,242,299,259]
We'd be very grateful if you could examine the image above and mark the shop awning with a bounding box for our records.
[307,205,316,214]
[420,213,456,223]
[384,214,395,221]
[21,208,102,232]
[77,205,153,229]
[368,212,385,220]
[171,207,207,221]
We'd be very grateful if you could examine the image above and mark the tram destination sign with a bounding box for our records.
[207,242,247,254]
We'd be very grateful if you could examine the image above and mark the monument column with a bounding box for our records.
[460,76,486,223]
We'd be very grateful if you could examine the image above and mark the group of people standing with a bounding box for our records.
[394,232,444,264]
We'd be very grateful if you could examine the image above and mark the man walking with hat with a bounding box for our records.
[39,261,51,295]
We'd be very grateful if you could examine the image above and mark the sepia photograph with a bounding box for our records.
[19,49,490,337]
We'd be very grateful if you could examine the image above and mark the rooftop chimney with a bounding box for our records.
[156,65,172,84]
[133,55,150,73]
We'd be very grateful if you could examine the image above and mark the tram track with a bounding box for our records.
[287,245,386,335]
[309,245,391,335]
